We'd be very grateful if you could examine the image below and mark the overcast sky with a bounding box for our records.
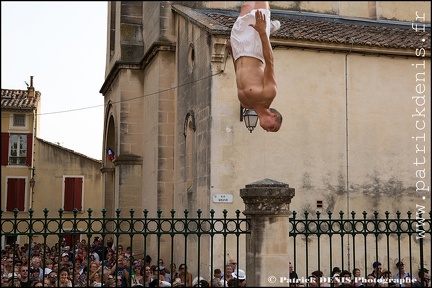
[1,1,107,160]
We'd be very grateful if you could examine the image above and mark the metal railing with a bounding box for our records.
[289,210,431,287]
[1,208,251,287]
[2,208,430,287]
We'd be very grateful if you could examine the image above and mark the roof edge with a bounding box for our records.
[36,137,102,163]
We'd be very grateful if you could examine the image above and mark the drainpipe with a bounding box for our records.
[29,108,36,210]
[345,39,354,271]
[29,76,36,210]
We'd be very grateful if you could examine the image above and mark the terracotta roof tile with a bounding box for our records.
[193,8,431,51]
[1,89,40,110]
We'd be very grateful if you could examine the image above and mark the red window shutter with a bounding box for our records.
[1,133,9,166]
[64,178,74,211]
[16,179,25,211]
[6,178,25,211]
[74,178,83,211]
[26,133,33,166]
[64,177,83,211]
[6,178,17,211]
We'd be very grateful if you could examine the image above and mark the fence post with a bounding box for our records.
[240,178,295,287]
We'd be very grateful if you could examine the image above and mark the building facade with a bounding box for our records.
[1,77,103,248]
[100,1,430,277]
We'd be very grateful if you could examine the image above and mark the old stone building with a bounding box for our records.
[99,1,430,279]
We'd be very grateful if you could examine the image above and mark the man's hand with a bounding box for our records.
[249,10,267,34]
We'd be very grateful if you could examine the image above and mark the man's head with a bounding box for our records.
[32,257,42,268]
[365,274,376,287]
[214,268,222,279]
[228,259,237,270]
[224,264,233,274]
[341,270,352,280]
[5,257,13,267]
[107,237,114,248]
[19,266,29,279]
[31,268,40,278]
[396,261,405,271]
[145,255,152,266]
[48,271,57,283]
[260,108,283,132]
[308,275,318,287]
[117,257,125,267]
[74,258,82,269]
[381,270,392,279]
[373,261,382,273]
[419,268,429,279]
[289,262,294,273]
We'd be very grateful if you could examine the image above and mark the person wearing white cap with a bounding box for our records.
[232,269,247,286]
[192,276,206,287]
[59,252,72,268]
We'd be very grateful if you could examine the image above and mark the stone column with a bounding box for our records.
[240,178,295,287]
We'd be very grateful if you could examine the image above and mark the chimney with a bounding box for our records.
[27,76,35,98]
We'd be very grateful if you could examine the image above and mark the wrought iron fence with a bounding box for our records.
[289,210,431,287]
[1,208,251,287]
[2,208,430,287]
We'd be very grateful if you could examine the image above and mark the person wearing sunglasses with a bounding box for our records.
[179,264,193,287]
[19,265,30,287]
[46,271,58,287]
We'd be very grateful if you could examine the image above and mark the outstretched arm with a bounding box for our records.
[250,10,277,93]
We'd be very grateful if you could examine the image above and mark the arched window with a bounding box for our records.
[184,112,196,191]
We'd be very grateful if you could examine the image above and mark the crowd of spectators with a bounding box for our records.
[1,237,248,287]
[2,238,429,287]
[290,261,430,287]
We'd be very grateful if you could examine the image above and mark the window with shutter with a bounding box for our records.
[64,177,83,211]
[8,134,27,165]
[6,178,26,211]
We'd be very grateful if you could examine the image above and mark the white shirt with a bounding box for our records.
[393,271,415,287]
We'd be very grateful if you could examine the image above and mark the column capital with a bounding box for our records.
[240,178,295,216]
